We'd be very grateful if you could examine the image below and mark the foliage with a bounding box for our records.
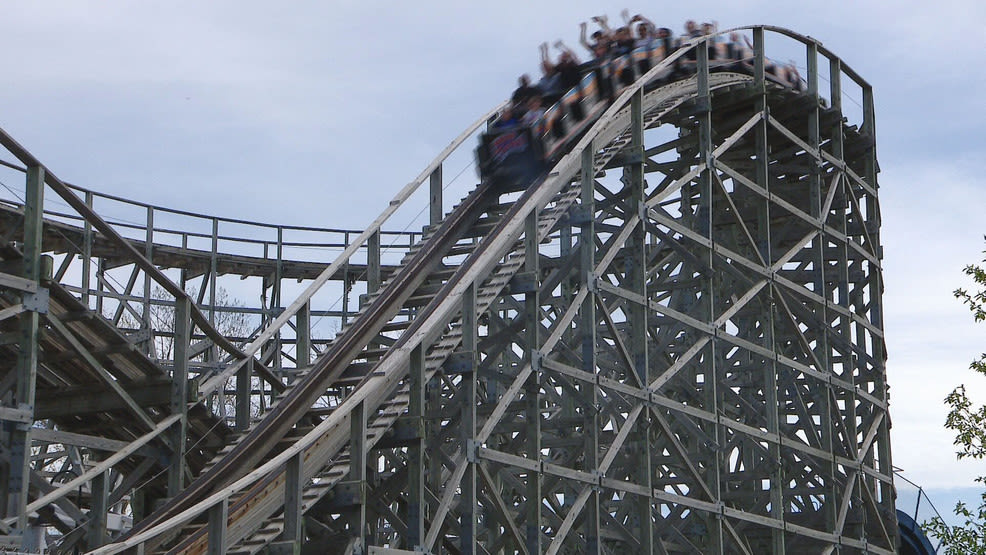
[923,238,986,553]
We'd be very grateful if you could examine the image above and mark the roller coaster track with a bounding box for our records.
[0,26,894,554]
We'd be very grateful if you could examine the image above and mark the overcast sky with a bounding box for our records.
[2,0,985,524]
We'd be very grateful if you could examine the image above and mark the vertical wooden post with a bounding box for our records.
[209,218,219,325]
[696,40,724,554]
[753,28,785,553]
[283,451,304,543]
[627,87,653,555]
[4,165,43,537]
[236,357,253,432]
[87,466,109,548]
[296,300,311,371]
[430,164,443,226]
[168,296,190,497]
[143,206,154,356]
[579,144,601,554]
[753,27,766,94]
[368,231,381,295]
[407,343,426,548]
[207,498,229,555]
[272,227,284,377]
[459,283,478,554]
[524,211,542,555]
[82,190,93,307]
[350,400,367,552]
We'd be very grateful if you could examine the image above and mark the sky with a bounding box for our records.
[2,0,985,528]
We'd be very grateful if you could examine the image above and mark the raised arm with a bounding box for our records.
[553,40,581,64]
[579,21,594,53]
[539,42,554,74]
[591,14,613,34]
[631,13,656,36]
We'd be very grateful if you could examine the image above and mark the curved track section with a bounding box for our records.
[0,26,893,555]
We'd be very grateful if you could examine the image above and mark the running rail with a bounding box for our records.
[90,25,880,554]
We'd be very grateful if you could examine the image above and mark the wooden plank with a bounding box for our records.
[31,428,137,453]
[0,271,37,293]
[34,379,175,418]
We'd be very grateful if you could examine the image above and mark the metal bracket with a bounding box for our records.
[322,481,366,509]
[466,440,481,463]
[127,327,152,344]
[591,469,603,492]
[586,273,599,293]
[443,351,474,375]
[508,271,538,295]
[22,288,48,314]
[569,207,592,227]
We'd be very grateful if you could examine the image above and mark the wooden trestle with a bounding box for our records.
[0,26,893,555]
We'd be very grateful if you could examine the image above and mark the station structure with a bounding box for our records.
[0,27,897,554]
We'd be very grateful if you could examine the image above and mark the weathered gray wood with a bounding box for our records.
[5,165,44,537]
[207,498,228,555]
[168,297,190,497]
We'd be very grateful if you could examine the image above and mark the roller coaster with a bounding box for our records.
[0,26,906,554]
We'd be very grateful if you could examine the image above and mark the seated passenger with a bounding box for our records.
[679,20,703,71]
[611,26,635,56]
[630,14,657,47]
[630,14,657,75]
[610,26,637,85]
[580,15,613,60]
[511,74,540,112]
[539,42,584,104]
[657,27,675,61]
[684,20,702,39]
[493,106,520,129]
[552,43,583,90]
[701,22,719,60]
[724,31,751,62]
[521,96,547,129]
[784,62,806,92]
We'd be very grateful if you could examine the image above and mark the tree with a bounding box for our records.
[923,239,986,552]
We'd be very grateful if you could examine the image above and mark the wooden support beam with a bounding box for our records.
[168,297,190,497]
[207,498,228,555]
[429,164,443,227]
[87,456,109,549]
[5,165,43,538]
[31,428,148,454]
[33,379,179,419]
[406,343,426,549]
[282,452,303,544]
[459,283,478,554]
[524,210,542,555]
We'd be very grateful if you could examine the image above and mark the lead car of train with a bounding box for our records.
[476,34,797,191]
